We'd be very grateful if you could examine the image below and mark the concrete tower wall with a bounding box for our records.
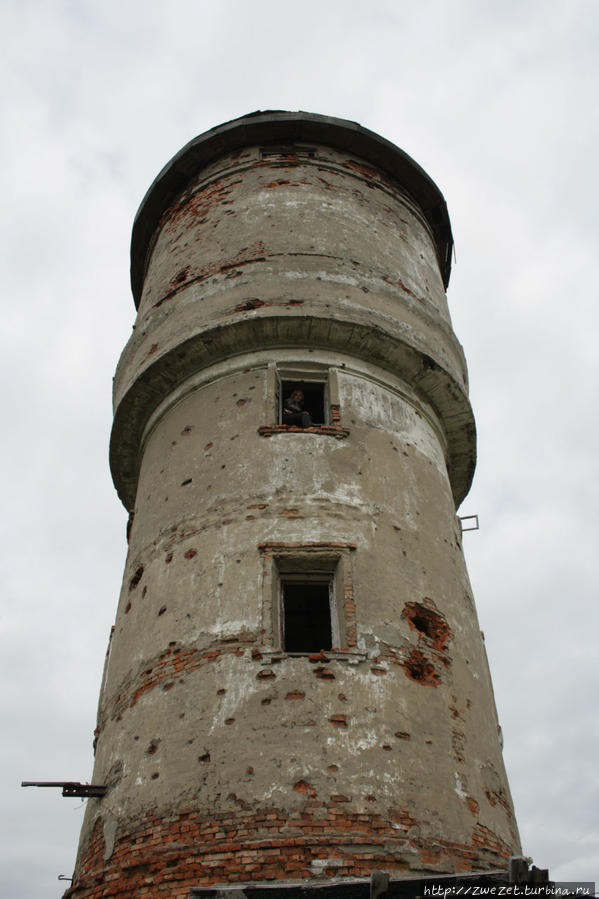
[68,113,519,898]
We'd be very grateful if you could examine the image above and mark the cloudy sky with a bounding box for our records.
[1,1,598,896]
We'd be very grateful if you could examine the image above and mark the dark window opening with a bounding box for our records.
[280,380,326,425]
[282,581,332,653]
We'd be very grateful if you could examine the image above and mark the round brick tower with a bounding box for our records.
[68,111,520,898]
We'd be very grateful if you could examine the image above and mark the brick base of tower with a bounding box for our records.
[65,805,512,899]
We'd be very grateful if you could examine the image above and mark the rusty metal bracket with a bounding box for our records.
[21,781,107,798]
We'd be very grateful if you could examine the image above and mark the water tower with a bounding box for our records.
[66,111,520,897]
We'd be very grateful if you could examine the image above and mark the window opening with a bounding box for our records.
[282,579,332,653]
[280,380,326,426]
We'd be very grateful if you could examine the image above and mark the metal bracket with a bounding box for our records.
[459,514,479,532]
[21,781,107,798]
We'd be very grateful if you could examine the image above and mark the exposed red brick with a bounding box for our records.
[402,649,441,686]
[484,788,512,819]
[328,714,347,728]
[402,600,452,653]
[257,669,276,680]
[66,804,512,898]
[466,797,480,816]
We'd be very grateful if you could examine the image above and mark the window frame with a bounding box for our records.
[259,363,349,439]
[258,543,358,655]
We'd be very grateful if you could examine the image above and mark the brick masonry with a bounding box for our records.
[66,806,513,898]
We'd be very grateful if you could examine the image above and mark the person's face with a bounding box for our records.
[292,390,303,402]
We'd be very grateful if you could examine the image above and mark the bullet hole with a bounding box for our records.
[151,772,160,779]
[425,739,433,745]
[395,732,411,740]
[285,691,305,700]
[129,566,144,591]
[187,739,194,744]
[371,667,387,675]
[402,650,440,686]
[261,698,272,705]
[366,795,376,803]
[205,443,213,450]
[165,553,173,564]
[125,602,131,614]
[146,740,160,755]
[294,780,316,797]
[329,715,347,728]
[217,688,226,695]
[225,718,235,725]
[382,744,392,751]
[173,267,189,284]
[158,606,167,616]
[163,682,175,691]
[221,464,226,469]
[327,764,339,772]
[217,582,223,588]
[246,766,254,775]
[184,549,197,559]
[142,586,147,598]
[134,735,139,741]
[402,601,451,652]
[236,398,247,406]
[257,669,276,680]
[337,693,347,702]
[393,525,401,532]
[181,478,192,486]
[314,667,335,680]
[179,713,185,719]
[181,426,193,435]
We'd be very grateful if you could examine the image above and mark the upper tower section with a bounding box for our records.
[111,111,475,510]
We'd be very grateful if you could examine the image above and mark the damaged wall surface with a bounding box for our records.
[66,111,520,899]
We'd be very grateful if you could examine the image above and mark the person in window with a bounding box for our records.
[283,389,312,428]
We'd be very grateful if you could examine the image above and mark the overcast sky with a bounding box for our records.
[1,1,598,896]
